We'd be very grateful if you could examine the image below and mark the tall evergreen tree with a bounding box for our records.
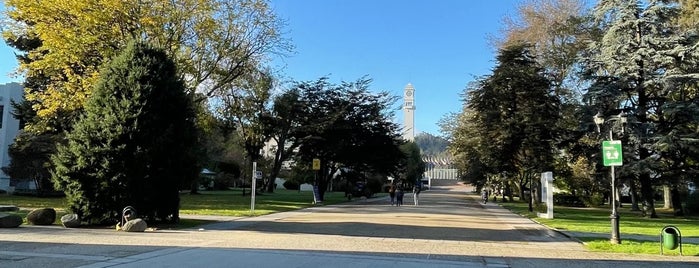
[51,41,198,224]
[456,43,560,203]
[584,0,699,217]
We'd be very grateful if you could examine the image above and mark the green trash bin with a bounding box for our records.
[660,226,683,256]
[662,227,678,250]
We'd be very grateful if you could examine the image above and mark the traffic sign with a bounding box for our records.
[312,158,320,170]
[602,140,623,166]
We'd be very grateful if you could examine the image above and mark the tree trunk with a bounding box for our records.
[671,185,684,216]
[504,180,513,202]
[518,175,526,202]
[616,183,622,207]
[635,13,657,218]
[266,137,294,193]
[189,180,199,195]
[317,170,328,202]
[629,179,640,211]
[316,161,330,202]
[528,174,534,212]
[663,185,672,209]
[639,173,657,218]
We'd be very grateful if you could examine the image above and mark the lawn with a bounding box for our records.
[0,188,359,228]
[498,200,699,256]
[179,188,353,216]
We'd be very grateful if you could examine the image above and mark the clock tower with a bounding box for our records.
[403,83,415,141]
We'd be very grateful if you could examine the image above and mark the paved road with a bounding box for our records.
[0,183,696,267]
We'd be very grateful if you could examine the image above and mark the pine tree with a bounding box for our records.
[463,43,560,204]
[51,41,198,224]
[585,0,699,218]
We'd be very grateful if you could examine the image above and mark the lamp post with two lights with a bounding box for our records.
[593,111,627,245]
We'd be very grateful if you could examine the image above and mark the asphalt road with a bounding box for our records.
[0,182,696,267]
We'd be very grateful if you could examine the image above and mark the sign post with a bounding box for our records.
[312,159,321,204]
[602,139,622,244]
[251,162,257,214]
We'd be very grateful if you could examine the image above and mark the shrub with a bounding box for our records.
[553,193,585,207]
[685,192,699,215]
[213,174,235,190]
[283,180,300,190]
[51,41,198,224]
[366,178,383,196]
[581,193,605,207]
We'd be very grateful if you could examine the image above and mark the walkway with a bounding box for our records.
[0,183,696,268]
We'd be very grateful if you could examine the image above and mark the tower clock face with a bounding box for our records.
[406,90,413,97]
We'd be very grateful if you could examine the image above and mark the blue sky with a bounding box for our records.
[0,1,519,136]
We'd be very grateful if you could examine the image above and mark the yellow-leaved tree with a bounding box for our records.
[2,0,290,131]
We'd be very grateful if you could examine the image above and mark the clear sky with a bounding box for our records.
[0,1,519,136]
[269,0,519,136]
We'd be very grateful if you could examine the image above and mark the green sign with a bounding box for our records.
[602,140,623,166]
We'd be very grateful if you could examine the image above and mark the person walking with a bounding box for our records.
[413,184,421,206]
[481,190,489,204]
[396,187,404,206]
[389,184,396,206]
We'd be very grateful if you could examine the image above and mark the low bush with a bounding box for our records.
[581,193,605,207]
[283,180,300,190]
[553,193,585,207]
[366,178,383,196]
[685,192,699,215]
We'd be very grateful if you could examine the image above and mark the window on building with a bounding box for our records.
[0,105,4,129]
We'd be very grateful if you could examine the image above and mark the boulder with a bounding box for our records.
[122,218,147,232]
[0,212,23,228]
[27,208,56,225]
[61,213,81,228]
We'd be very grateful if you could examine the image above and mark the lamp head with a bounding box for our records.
[618,111,627,124]
[594,112,605,126]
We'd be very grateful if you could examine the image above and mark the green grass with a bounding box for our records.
[0,194,68,209]
[179,188,353,216]
[581,237,698,256]
[498,200,699,255]
[0,195,69,225]
[0,189,358,228]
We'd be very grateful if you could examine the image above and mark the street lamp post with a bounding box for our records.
[594,111,627,245]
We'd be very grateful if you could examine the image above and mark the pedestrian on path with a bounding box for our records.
[389,184,396,205]
[396,187,404,206]
[481,190,489,204]
[413,185,421,206]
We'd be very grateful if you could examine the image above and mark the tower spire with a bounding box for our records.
[403,83,415,141]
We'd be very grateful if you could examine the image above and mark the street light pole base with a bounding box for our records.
[610,213,621,244]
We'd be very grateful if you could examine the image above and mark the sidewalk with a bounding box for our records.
[188,186,698,245]
[1,183,697,268]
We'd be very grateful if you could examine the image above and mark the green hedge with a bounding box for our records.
[553,193,585,207]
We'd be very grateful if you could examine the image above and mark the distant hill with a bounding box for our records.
[414,133,449,156]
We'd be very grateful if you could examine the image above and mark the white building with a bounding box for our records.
[0,83,23,192]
